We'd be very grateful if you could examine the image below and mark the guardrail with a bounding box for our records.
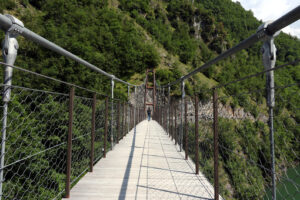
[0,62,145,199]
[0,11,145,199]
[154,5,300,200]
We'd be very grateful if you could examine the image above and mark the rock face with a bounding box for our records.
[175,99,268,123]
[129,91,268,123]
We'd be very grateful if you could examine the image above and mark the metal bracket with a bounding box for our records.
[127,85,130,99]
[258,21,279,108]
[181,79,185,98]
[2,15,24,102]
[4,15,24,35]
[111,77,115,91]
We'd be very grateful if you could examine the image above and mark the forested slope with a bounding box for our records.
[0,0,299,199]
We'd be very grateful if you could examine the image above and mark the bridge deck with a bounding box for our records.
[64,120,218,200]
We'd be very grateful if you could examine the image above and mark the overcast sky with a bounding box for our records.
[232,0,300,38]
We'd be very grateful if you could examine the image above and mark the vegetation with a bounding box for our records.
[0,0,299,199]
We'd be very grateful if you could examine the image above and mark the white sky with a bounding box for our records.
[232,0,300,38]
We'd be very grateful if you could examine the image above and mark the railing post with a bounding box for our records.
[153,69,156,112]
[161,107,163,125]
[122,102,125,139]
[158,106,160,124]
[169,104,171,137]
[117,102,120,144]
[127,86,130,133]
[104,97,108,158]
[161,106,163,126]
[164,106,166,129]
[213,89,219,200]
[170,103,173,139]
[126,103,128,135]
[180,79,185,151]
[172,102,175,140]
[260,22,278,200]
[110,78,115,149]
[163,106,165,130]
[184,98,188,160]
[90,93,96,172]
[168,85,170,134]
[162,87,165,128]
[175,103,177,145]
[160,107,162,125]
[130,105,133,130]
[195,95,199,175]
[66,87,75,198]
[134,87,137,134]
[0,16,22,198]
[140,108,141,122]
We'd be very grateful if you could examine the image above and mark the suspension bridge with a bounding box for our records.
[0,5,299,200]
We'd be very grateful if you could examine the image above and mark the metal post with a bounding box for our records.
[269,107,276,199]
[144,69,148,112]
[213,89,219,200]
[137,108,139,123]
[164,106,166,129]
[168,86,170,135]
[153,69,156,112]
[163,106,165,130]
[161,106,164,127]
[110,78,115,149]
[175,103,177,145]
[66,87,75,198]
[136,107,139,125]
[157,106,159,123]
[104,97,108,158]
[127,86,130,133]
[170,103,173,139]
[195,95,199,174]
[90,93,96,172]
[0,15,22,198]
[122,102,125,139]
[184,98,188,160]
[134,87,137,134]
[130,105,133,130]
[260,22,279,200]
[160,107,162,125]
[180,80,185,151]
[126,104,128,135]
[162,87,165,128]
[116,102,120,144]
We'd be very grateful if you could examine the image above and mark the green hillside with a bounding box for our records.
[0,0,299,199]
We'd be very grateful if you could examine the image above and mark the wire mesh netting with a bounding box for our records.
[155,61,299,200]
[94,100,106,164]
[1,85,69,199]
[216,75,299,199]
[70,96,92,185]
[0,62,136,199]
[270,83,299,199]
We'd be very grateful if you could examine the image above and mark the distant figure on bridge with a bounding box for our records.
[147,107,151,121]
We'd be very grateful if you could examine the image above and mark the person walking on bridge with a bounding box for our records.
[147,107,151,121]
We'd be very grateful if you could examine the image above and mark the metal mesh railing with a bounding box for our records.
[94,100,106,163]
[70,96,93,185]
[1,86,69,200]
[155,60,300,200]
[0,63,137,199]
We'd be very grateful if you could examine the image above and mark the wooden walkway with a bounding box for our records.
[63,120,220,200]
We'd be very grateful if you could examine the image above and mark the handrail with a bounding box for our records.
[0,14,138,87]
[159,5,300,88]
